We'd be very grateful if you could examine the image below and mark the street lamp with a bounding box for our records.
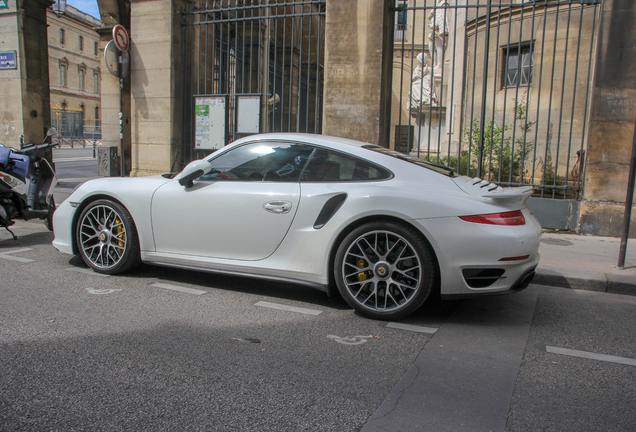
[52,0,66,16]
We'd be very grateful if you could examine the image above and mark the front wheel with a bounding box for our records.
[76,199,141,274]
[334,221,437,320]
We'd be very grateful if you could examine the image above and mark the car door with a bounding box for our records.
[150,141,315,261]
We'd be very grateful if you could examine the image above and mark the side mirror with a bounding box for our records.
[177,160,212,188]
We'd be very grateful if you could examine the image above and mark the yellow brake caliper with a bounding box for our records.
[357,258,371,292]
[114,217,126,247]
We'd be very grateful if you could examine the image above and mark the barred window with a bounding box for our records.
[503,44,533,88]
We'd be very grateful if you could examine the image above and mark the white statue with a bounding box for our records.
[407,52,438,110]
[428,0,449,71]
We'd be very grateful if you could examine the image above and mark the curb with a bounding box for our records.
[534,269,636,296]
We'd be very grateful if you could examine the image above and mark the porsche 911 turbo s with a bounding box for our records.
[52,133,541,320]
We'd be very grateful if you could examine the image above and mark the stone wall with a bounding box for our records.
[0,0,51,146]
[322,0,386,145]
[579,0,636,237]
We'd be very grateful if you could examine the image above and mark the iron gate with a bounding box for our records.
[389,0,601,199]
[180,0,325,166]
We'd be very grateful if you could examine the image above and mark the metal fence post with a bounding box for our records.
[617,116,636,268]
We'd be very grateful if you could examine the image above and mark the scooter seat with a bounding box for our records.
[0,147,9,169]
[0,148,30,178]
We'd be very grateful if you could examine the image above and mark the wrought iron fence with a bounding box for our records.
[180,0,325,166]
[51,110,102,147]
[390,0,601,199]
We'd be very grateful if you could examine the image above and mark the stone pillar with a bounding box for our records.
[97,27,131,176]
[323,0,387,144]
[0,0,51,145]
[579,1,636,237]
[129,0,187,177]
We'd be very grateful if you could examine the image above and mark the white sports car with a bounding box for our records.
[52,133,541,320]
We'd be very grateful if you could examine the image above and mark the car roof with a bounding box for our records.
[231,133,376,150]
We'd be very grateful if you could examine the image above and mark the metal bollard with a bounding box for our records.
[93,141,96,158]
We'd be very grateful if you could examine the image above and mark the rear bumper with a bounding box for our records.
[413,207,542,297]
[441,266,536,300]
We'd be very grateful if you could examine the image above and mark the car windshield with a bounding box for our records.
[363,145,456,177]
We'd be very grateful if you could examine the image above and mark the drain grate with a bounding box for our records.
[541,238,574,246]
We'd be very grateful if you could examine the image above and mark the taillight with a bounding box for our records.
[459,210,525,225]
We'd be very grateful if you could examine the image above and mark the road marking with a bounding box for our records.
[151,282,207,295]
[0,248,35,263]
[86,287,122,295]
[386,322,438,334]
[254,300,323,316]
[66,268,111,277]
[327,335,374,345]
[546,346,636,367]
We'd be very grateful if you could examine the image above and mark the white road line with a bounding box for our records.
[151,282,207,295]
[66,268,111,277]
[254,300,323,316]
[0,248,35,263]
[386,322,438,334]
[546,346,636,367]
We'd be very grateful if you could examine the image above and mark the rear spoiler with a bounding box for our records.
[453,177,534,204]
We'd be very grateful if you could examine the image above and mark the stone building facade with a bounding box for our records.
[47,4,102,139]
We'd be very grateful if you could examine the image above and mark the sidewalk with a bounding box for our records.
[535,231,636,296]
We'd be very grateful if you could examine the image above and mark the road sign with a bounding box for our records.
[112,24,129,51]
[104,40,130,78]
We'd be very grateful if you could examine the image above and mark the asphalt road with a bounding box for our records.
[1,149,635,431]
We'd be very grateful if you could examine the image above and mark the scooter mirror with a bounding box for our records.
[46,127,57,137]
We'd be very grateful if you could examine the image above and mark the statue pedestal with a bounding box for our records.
[410,106,446,158]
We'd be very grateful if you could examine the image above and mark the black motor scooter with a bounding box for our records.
[0,127,59,239]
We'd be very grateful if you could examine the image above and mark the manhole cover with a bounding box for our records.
[541,238,574,246]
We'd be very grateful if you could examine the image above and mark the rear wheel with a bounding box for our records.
[76,199,141,274]
[334,221,436,320]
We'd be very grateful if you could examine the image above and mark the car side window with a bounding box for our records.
[199,141,315,182]
[300,149,391,182]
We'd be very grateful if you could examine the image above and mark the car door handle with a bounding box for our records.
[263,201,292,214]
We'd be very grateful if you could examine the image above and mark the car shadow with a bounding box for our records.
[66,261,352,311]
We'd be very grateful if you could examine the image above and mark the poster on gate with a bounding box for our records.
[194,95,227,150]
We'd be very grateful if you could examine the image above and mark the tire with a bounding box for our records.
[43,196,55,232]
[334,221,437,320]
[76,199,141,274]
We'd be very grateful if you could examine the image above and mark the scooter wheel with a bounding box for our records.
[44,197,55,232]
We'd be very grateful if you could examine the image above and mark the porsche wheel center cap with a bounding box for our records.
[374,262,390,280]
[99,231,109,242]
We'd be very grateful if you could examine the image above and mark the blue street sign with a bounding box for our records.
[0,51,16,69]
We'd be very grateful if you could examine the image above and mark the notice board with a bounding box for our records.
[194,95,227,150]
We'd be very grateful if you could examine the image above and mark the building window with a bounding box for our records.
[59,28,65,45]
[94,71,99,93]
[95,106,99,120]
[503,44,533,88]
[79,35,83,51]
[395,0,408,42]
[94,41,98,56]
[79,68,85,90]
[60,64,67,87]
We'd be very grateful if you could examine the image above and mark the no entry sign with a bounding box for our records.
[112,24,129,51]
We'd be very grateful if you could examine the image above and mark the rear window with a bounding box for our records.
[364,145,456,177]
